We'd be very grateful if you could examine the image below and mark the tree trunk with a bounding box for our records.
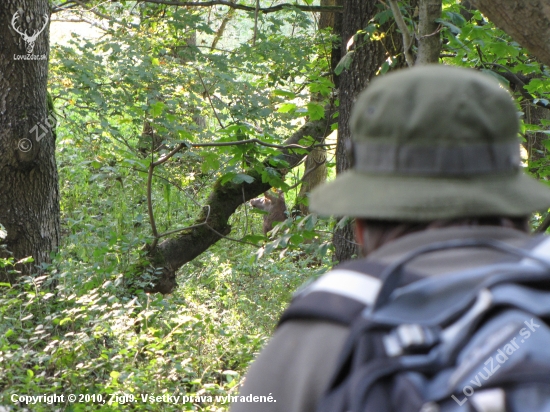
[0,1,60,283]
[469,0,550,68]
[332,0,402,262]
[416,0,442,65]
[523,102,550,179]
[295,0,339,215]
[296,146,327,215]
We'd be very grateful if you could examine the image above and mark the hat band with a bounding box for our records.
[352,140,521,176]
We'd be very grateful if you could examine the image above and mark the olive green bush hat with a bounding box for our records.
[310,65,550,220]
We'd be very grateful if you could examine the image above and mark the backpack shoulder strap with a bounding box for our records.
[278,260,422,327]
[279,234,550,328]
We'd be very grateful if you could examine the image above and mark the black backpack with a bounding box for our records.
[279,237,550,412]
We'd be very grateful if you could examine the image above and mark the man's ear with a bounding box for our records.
[354,218,365,248]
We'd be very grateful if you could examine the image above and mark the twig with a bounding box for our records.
[158,206,211,237]
[242,186,249,235]
[333,233,361,246]
[148,171,203,208]
[287,157,326,190]
[253,0,260,46]
[535,213,550,233]
[388,0,415,67]
[211,1,235,49]
[483,63,550,110]
[71,0,133,28]
[135,0,343,13]
[190,138,309,150]
[152,143,186,167]
[147,162,160,249]
[417,24,442,39]
[195,69,224,128]
[204,223,260,247]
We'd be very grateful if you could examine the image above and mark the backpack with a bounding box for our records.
[279,236,550,412]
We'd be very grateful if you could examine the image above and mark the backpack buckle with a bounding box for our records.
[383,324,440,357]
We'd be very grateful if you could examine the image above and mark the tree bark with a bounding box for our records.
[296,146,327,215]
[416,0,442,65]
[0,1,60,282]
[469,0,550,68]
[295,0,339,215]
[147,112,334,294]
[332,0,403,263]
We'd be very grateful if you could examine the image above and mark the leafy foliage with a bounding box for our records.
[3,0,550,409]
[2,2,335,410]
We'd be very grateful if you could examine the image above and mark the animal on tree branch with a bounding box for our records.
[250,190,288,235]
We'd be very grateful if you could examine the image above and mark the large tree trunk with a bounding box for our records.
[416,0,442,65]
[470,0,550,68]
[296,146,327,215]
[0,1,60,283]
[332,0,403,262]
[295,0,339,215]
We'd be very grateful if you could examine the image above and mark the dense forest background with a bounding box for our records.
[1,0,550,410]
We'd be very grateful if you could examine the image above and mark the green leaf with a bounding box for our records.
[16,256,34,264]
[480,69,510,87]
[241,234,265,244]
[307,102,325,120]
[543,139,550,152]
[273,89,296,98]
[446,11,466,27]
[378,61,390,75]
[277,103,297,113]
[309,77,334,97]
[335,51,354,75]
[150,101,166,117]
[200,151,220,173]
[110,371,120,382]
[435,18,461,35]
[336,216,352,229]
[163,183,171,205]
[232,173,255,184]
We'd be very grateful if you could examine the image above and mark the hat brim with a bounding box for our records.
[310,171,550,220]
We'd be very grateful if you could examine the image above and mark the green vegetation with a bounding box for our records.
[0,160,330,411]
[1,5,335,409]
[1,0,550,410]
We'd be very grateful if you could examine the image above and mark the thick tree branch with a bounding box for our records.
[189,138,320,149]
[53,0,343,14]
[486,63,550,110]
[211,0,235,49]
[388,0,414,67]
[145,106,335,294]
[469,0,550,68]
[138,0,342,14]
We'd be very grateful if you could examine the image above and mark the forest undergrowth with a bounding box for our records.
[0,134,333,411]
